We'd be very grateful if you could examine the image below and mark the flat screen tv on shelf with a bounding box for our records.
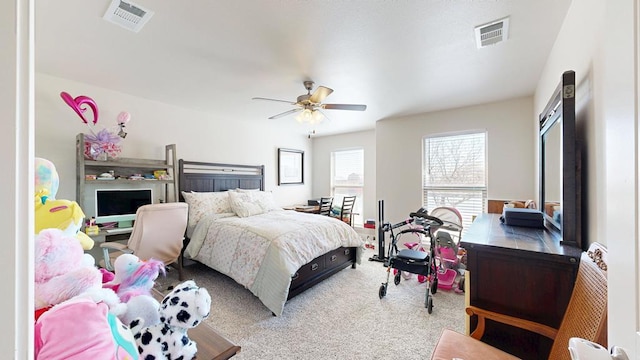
[94,188,153,227]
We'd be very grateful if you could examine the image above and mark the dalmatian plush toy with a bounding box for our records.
[130,280,211,360]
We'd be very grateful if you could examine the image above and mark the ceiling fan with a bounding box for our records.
[252,80,367,121]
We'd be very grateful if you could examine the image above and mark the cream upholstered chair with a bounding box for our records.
[431,242,608,360]
[100,202,188,280]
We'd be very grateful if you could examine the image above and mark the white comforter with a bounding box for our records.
[185,209,364,316]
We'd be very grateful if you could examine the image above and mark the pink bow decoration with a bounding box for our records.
[60,92,99,134]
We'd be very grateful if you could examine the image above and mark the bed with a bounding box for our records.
[178,160,364,316]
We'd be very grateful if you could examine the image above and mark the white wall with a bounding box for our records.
[36,74,313,207]
[534,0,604,249]
[1,2,18,353]
[603,0,637,354]
[375,96,535,223]
[535,0,637,354]
[312,130,376,222]
[6,0,34,357]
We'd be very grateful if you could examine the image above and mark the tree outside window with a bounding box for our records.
[422,132,487,231]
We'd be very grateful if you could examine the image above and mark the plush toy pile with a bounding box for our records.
[33,229,135,359]
[32,158,212,360]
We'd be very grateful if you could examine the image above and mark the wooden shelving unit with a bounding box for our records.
[75,133,178,212]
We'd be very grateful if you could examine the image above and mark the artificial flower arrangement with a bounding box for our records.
[60,91,131,161]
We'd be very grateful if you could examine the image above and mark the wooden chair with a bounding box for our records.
[431,242,608,360]
[335,196,356,226]
[318,197,333,216]
[100,202,189,280]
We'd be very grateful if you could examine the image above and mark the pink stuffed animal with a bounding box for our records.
[34,229,102,315]
[35,296,138,360]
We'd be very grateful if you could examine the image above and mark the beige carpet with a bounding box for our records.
[155,247,466,360]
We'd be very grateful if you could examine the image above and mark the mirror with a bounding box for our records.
[538,70,580,249]
[541,116,562,230]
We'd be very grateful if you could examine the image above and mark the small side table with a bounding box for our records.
[283,205,320,214]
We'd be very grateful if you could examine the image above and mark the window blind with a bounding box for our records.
[331,148,364,226]
[332,149,364,186]
[423,132,487,232]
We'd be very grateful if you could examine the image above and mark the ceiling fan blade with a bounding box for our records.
[309,86,333,104]
[322,104,367,111]
[317,109,331,122]
[252,97,297,105]
[268,108,301,120]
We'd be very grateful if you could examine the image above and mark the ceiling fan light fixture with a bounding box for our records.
[295,108,324,125]
[254,80,366,122]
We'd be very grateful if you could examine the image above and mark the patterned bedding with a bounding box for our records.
[185,209,364,316]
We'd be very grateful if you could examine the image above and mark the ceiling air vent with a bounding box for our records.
[474,17,510,48]
[103,0,154,33]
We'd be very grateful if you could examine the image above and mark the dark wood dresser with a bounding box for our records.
[460,213,582,360]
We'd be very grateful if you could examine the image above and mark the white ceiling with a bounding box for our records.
[35,0,571,137]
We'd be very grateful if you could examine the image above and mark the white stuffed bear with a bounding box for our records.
[130,280,211,360]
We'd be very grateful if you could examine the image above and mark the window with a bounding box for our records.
[422,132,487,232]
[331,148,364,226]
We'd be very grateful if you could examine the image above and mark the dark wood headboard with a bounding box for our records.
[178,160,264,200]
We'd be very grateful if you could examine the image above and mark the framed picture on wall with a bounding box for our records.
[278,148,304,185]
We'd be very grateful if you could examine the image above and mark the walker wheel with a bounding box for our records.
[394,272,401,286]
[431,278,438,294]
[379,283,387,299]
[427,296,434,313]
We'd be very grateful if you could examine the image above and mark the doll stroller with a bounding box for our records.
[433,231,460,291]
[428,207,463,242]
[429,207,464,291]
[378,209,443,313]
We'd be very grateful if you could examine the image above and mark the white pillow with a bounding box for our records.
[228,191,265,217]
[252,191,280,212]
[181,191,232,231]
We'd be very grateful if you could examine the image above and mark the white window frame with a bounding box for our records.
[422,131,487,232]
[330,148,364,226]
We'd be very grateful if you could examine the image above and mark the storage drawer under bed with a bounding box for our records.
[291,256,326,284]
[325,247,354,271]
[288,246,357,299]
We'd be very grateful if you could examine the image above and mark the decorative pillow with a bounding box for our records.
[252,191,280,212]
[181,191,232,231]
[228,191,265,218]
